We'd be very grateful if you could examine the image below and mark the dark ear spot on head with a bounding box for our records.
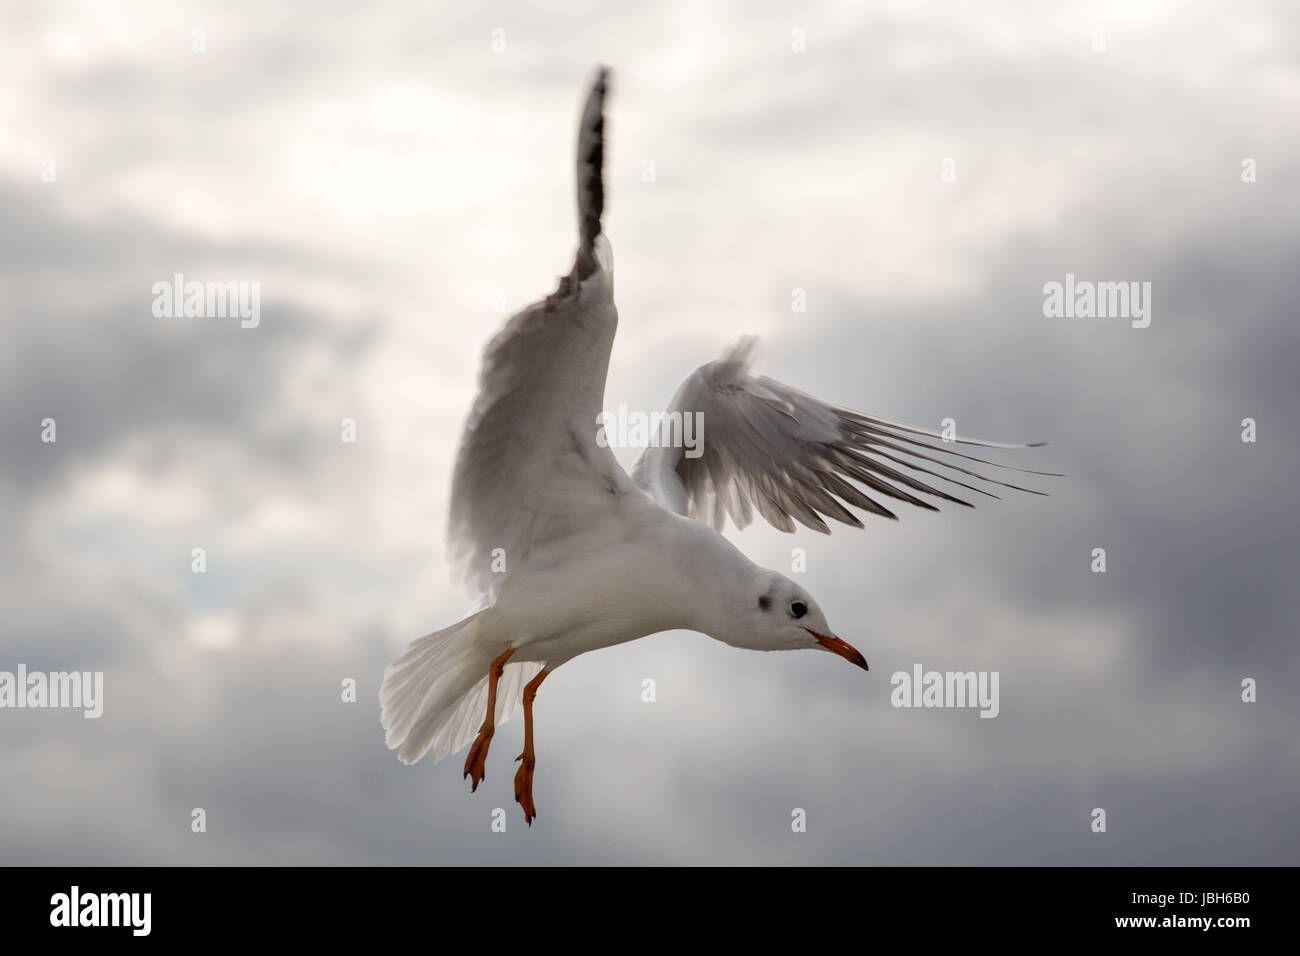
[758,594,771,612]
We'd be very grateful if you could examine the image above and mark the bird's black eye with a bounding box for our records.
[790,601,807,619]
[758,594,772,612]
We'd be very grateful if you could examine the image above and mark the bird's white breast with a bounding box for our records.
[488,499,742,664]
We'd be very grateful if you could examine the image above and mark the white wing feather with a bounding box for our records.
[447,68,622,598]
[633,337,1058,533]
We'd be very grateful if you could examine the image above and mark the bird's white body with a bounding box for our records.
[490,503,755,664]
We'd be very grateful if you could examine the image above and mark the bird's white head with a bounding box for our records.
[717,569,868,670]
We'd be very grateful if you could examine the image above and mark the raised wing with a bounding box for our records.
[448,67,631,596]
[632,337,1059,533]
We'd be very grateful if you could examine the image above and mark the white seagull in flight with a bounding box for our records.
[381,67,1054,824]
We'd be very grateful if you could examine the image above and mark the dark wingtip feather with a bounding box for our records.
[573,66,609,280]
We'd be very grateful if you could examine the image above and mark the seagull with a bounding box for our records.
[380,66,1055,824]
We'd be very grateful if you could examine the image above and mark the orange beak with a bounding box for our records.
[806,629,868,671]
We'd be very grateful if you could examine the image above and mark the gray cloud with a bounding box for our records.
[1,0,1297,865]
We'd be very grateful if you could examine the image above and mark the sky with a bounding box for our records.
[1,0,1297,865]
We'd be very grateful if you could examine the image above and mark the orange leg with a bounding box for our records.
[462,647,515,792]
[514,667,550,826]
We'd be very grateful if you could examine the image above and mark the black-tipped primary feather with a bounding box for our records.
[573,66,608,281]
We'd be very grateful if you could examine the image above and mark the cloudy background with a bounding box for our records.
[2,0,1297,865]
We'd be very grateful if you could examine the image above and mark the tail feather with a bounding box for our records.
[380,611,542,766]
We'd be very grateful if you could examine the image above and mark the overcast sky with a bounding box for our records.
[2,0,1297,864]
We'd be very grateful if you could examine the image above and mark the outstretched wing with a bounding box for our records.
[632,336,1059,533]
[448,67,631,597]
